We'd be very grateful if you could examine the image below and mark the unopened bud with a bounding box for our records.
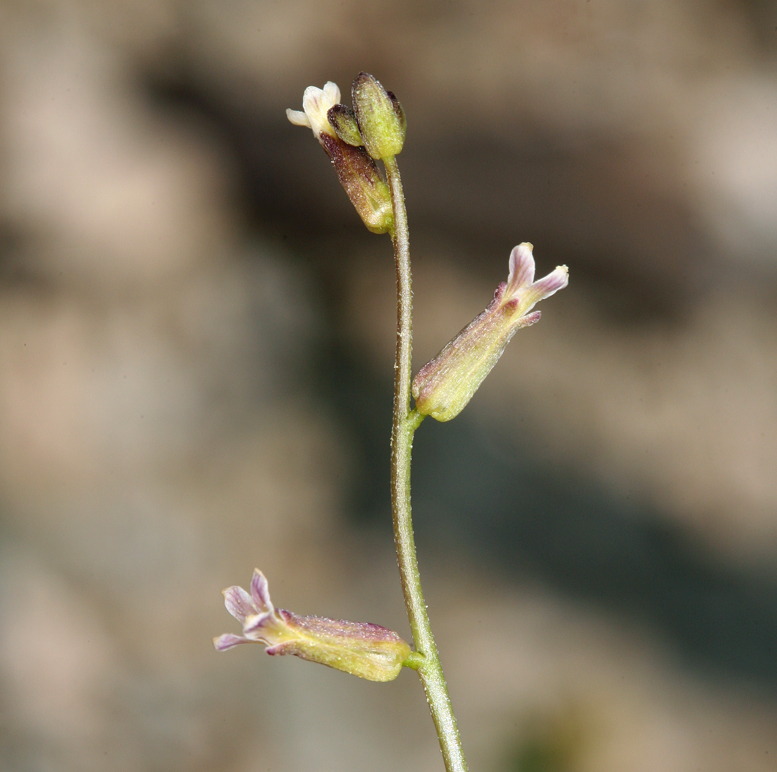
[214,569,413,682]
[352,72,406,160]
[413,244,568,422]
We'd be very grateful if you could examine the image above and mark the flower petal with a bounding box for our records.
[250,569,273,613]
[300,83,340,139]
[213,633,251,651]
[530,265,569,300]
[506,243,535,294]
[515,264,569,316]
[322,81,341,105]
[242,611,275,640]
[223,585,256,623]
[286,108,311,128]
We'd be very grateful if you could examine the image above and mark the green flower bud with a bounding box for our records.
[413,244,569,422]
[287,82,393,234]
[214,569,413,682]
[351,72,406,160]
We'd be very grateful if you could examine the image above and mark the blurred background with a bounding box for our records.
[1,1,776,770]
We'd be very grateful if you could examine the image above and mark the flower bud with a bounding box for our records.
[287,81,393,234]
[351,72,406,160]
[412,244,568,422]
[214,569,413,682]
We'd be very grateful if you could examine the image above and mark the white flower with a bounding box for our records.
[286,82,341,141]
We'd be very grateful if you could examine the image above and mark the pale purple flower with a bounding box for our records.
[214,569,412,682]
[213,569,289,651]
[412,243,568,421]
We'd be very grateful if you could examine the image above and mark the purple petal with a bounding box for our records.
[507,243,535,293]
[223,585,256,623]
[243,611,274,638]
[213,633,251,651]
[531,265,569,300]
[250,569,273,613]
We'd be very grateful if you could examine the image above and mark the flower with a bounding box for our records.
[286,82,341,141]
[286,81,393,234]
[412,243,568,422]
[214,569,413,682]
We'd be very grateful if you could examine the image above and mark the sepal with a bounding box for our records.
[327,104,364,147]
[351,72,406,160]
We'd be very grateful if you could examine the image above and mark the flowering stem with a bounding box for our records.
[384,154,469,772]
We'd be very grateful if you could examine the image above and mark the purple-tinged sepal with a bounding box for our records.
[214,569,413,682]
[412,243,568,422]
[327,104,364,147]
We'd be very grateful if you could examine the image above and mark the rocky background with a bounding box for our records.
[1,1,777,770]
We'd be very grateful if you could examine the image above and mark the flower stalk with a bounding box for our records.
[384,154,469,772]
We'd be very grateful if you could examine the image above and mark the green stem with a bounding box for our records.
[384,154,469,772]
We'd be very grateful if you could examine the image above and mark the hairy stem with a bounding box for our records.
[384,154,469,772]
